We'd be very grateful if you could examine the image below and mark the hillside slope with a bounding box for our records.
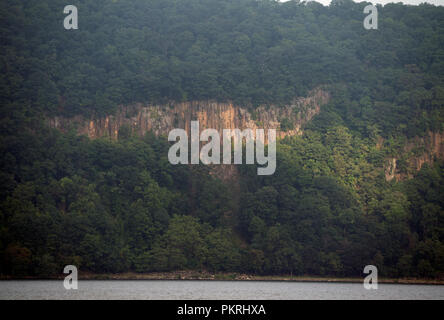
[0,0,443,278]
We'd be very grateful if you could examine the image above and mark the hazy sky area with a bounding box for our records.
[280,0,444,6]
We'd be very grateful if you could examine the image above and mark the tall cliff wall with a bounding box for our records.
[46,87,443,182]
[48,89,330,141]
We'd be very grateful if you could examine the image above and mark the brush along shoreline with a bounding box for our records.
[1,271,443,285]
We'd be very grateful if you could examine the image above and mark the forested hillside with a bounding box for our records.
[0,0,443,278]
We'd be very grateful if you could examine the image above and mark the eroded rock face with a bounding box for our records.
[385,158,398,182]
[48,88,330,141]
[385,131,444,181]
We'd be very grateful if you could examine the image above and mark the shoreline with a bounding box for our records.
[1,271,443,285]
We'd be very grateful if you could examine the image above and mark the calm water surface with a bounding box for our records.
[0,280,443,300]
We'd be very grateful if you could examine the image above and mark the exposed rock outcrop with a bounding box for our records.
[48,88,330,141]
[385,131,444,181]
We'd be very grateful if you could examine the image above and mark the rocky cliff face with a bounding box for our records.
[385,131,444,181]
[47,87,443,182]
[48,88,330,142]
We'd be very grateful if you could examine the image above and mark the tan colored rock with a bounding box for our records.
[48,88,330,143]
[384,131,444,181]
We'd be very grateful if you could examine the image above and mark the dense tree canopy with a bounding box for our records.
[0,0,443,278]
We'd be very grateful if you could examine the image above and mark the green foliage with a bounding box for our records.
[1,0,443,128]
[0,0,443,278]
[280,118,294,131]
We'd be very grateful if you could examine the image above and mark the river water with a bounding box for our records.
[0,280,443,300]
